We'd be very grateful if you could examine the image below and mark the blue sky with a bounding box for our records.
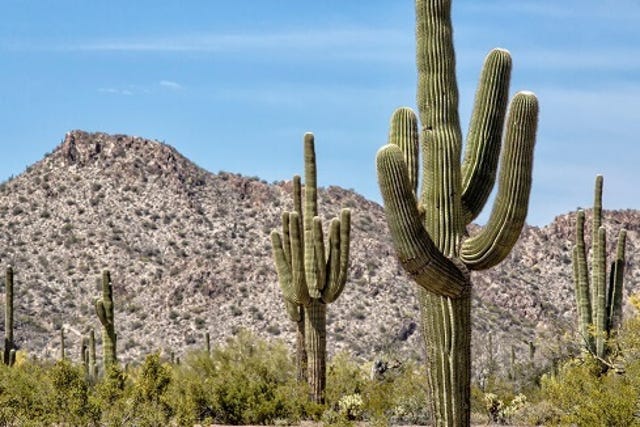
[1,0,638,226]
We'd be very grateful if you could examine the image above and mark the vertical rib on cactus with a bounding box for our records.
[3,266,14,366]
[271,133,351,403]
[572,176,626,362]
[95,270,117,367]
[376,1,538,424]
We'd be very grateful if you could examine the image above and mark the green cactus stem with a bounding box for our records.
[3,266,14,366]
[573,175,626,363]
[60,328,66,360]
[88,329,97,380]
[205,332,211,355]
[95,270,117,367]
[271,133,351,403]
[375,1,538,424]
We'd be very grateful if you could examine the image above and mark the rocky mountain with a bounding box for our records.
[0,130,637,375]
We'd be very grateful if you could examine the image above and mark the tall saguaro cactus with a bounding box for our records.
[271,133,351,403]
[376,1,538,425]
[3,266,15,366]
[573,175,626,362]
[95,270,117,367]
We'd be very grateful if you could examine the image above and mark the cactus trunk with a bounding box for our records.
[95,270,117,367]
[376,1,538,425]
[3,267,14,366]
[304,299,326,403]
[294,307,307,383]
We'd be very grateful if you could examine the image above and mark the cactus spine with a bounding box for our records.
[271,133,351,403]
[572,175,626,362]
[3,266,14,366]
[95,270,117,367]
[376,1,538,424]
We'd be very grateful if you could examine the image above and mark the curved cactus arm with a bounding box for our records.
[460,48,512,224]
[281,213,292,266]
[607,229,627,332]
[322,209,351,303]
[377,144,468,298]
[271,217,310,306]
[284,299,302,323]
[388,107,419,194]
[95,300,109,329]
[312,217,327,292]
[460,91,538,270]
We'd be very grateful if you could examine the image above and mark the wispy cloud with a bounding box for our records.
[1,28,412,63]
[98,87,132,96]
[159,80,182,90]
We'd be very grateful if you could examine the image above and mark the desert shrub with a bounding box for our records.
[169,330,311,425]
[538,356,638,426]
[47,359,99,425]
[0,360,52,425]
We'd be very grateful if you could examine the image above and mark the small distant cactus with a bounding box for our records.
[3,266,15,366]
[271,133,351,403]
[95,270,117,367]
[205,332,211,355]
[60,328,66,360]
[573,175,627,362]
[88,329,97,380]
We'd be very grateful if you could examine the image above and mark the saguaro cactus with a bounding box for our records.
[271,133,351,403]
[3,266,15,366]
[573,175,626,362]
[375,1,538,425]
[95,270,117,367]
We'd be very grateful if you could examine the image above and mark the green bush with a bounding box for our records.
[169,330,312,425]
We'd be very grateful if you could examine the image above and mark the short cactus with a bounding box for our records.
[375,1,538,424]
[60,328,66,360]
[573,175,627,362]
[271,133,351,403]
[95,270,117,367]
[3,266,14,366]
[88,329,97,380]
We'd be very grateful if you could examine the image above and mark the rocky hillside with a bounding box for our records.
[0,131,637,375]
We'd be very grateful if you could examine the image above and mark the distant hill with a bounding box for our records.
[0,130,637,376]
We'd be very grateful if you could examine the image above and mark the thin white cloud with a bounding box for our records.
[160,80,182,90]
[2,28,412,63]
[98,88,132,96]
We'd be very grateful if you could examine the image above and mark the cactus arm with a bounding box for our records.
[377,144,468,298]
[271,223,310,306]
[280,213,292,266]
[95,300,108,328]
[312,217,327,292]
[460,48,512,223]
[573,210,593,350]
[460,92,538,270]
[389,107,420,194]
[322,210,351,303]
[284,299,302,323]
[607,230,627,332]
